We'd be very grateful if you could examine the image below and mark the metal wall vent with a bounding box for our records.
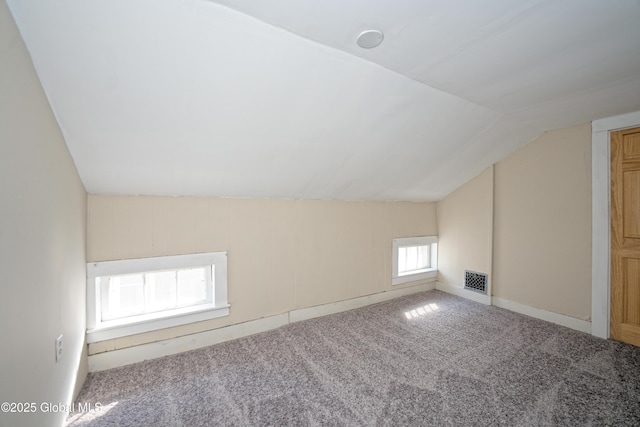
[464,270,488,294]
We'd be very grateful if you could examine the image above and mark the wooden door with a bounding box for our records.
[611,127,640,346]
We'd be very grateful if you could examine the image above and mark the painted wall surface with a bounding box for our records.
[493,123,592,319]
[0,2,88,427]
[436,167,493,290]
[86,196,436,353]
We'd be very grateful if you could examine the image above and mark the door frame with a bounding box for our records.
[592,111,640,339]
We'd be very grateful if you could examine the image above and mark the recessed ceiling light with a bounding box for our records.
[357,30,384,49]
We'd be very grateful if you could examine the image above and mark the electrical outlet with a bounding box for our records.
[55,335,63,362]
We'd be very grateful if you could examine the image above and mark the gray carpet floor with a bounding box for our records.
[67,290,640,426]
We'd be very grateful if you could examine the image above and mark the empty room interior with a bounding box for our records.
[2,0,640,426]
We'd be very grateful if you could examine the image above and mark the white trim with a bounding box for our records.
[88,252,225,277]
[592,111,640,133]
[394,236,438,246]
[86,252,229,341]
[86,306,230,343]
[591,128,611,339]
[88,281,436,371]
[290,280,436,322]
[435,281,492,305]
[392,269,437,285]
[392,236,438,285]
[88,313,289,372]
[493,297,591,334]
[591,111,640,339]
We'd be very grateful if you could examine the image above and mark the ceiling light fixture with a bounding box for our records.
[356,30,384,49]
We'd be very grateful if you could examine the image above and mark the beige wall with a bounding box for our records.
[87,196,436,353]
[437,167,493,290]
[88,122,593,356]
[435,123,592,320]
[493,123,592,319]
[0,2,88,427]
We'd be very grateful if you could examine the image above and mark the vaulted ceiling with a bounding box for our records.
[7,0,640,201]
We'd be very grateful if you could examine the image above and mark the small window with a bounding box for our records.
[87,252,229,342]
[100,267,211,321]
[392,236,437,285]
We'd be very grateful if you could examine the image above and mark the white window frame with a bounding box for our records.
[86,252,229,343]
[392,236,438,285]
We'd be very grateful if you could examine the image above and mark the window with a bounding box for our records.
[392,236,437,285]
[87,252,229,342]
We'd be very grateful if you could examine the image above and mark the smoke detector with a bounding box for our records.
[357,30,384,49]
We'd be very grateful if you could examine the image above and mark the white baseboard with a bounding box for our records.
[88,313,289,372]
[290,280,436,322]
[88,280,436,372]
[492,296,592,334]
[435,281,492,305]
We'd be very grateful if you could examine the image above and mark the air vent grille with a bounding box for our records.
[464,270,488,294]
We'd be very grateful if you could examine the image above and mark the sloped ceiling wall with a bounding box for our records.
[6,0,640,201]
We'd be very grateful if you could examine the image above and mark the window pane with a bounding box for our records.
[418,245,429,268]
[406,246,418,271]
[398,247,407,272]
[146,271,177,312]
[107,274,144,320]
[398,245,430,274]
[177,268,207,306]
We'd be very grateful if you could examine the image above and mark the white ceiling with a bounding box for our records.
[7,0,640,201]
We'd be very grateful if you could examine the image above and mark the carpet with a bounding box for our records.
[66,290,640,426]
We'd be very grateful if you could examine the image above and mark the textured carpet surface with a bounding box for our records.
[67,290,640,426]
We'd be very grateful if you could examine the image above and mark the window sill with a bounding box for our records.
[87,304,230,343]
[392,269,437,286]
